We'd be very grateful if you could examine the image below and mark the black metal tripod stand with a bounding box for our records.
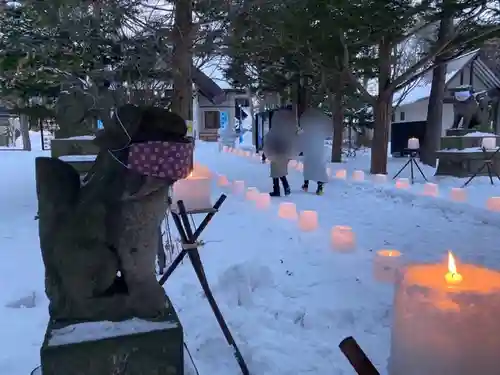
[462,146,500,187]
[392,149,427,184]
[158,195,250,375]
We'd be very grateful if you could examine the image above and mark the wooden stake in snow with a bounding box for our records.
[339,336,380,375]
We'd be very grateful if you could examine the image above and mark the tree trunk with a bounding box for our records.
[371,95,392,174]
[371,38,392,174]
[330,90,344,162]
[171,0,193,123]
[421,15,454,167]
[20,114,31,151]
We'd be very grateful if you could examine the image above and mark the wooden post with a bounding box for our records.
[339,336,380,375]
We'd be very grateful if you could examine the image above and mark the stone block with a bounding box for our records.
[40,302,184,375]
[57,155,97,174]
[445,128,478,137]
[435,150,500,177]
[50,137,99,158]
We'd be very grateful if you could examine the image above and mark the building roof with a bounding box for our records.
[394,49,500,107]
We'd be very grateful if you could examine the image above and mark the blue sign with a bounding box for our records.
[97,119,104,130]
[220,111,228,130]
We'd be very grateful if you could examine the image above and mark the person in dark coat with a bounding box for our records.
[263,109,298,197]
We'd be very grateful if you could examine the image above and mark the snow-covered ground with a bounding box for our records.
[3,135,500,375]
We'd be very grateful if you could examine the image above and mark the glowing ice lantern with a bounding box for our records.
[298,210,319,232]
[373,174,387,183]
[278,202,298,220]
[244,150,251,157]
[407,137,420,150]
[172,176,212,212]
[245,187,259,201]
[450,187,467,202]
[289,160,298,168]
[223,145,229,152]
[395,178,410,189]
[422,182,438,197]
[232,180,245,195]
[217,174,229,187]
[486,197,500,211]
[192,163,212,179]
[335,169,347,179]
[482,137,497,150]
[296,162,304,171]
[388,251,500,375]
[373,249,402,283]
[255,193,271,210]
[330,225,356,252]
[352,170,364,181]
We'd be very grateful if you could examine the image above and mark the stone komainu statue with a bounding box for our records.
[448,86,500,130]
[36,93,193,323]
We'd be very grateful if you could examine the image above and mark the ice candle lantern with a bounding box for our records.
[217,174,229,187]
[395,178,410,189]
[245,187,259,201]
[373,249,402,283]
[407,137,420,150]
[278,202,298,220]
[450,187,467,202]
[373,174,387,183]
[389,251,500,375]
[172,174,212,212]
[422,182,438,197]
[232,180,245,195]
[486,197,500,211]
[289,160,298,168]
[352,170,364,181]
[330,225,356,252]
[335,169,347,180]
[298,210,319,232]
[255,193,271,210]
[482,137,496,150]
[296,162,303,171]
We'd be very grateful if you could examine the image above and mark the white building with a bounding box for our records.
[392,49,500,134]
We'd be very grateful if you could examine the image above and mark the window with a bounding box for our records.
[204,111,220,129]
[400,111,406,121]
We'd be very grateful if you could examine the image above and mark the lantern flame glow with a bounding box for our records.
[445,251,463,284]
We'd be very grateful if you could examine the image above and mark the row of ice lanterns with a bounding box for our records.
[223,144,500,211]
[217,172,399,283]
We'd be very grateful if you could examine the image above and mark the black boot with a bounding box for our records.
[269,178,280,197]
[280,176,291,196]
[316,181,324,196]
[302,180,309,192]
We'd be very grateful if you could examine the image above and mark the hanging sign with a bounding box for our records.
[220,111,228,130]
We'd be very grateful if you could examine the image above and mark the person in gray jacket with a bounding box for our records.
[263,108,298,197]
[298,108,330,195]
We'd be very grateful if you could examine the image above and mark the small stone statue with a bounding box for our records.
[446,86,499,130]
[36,102,193,323]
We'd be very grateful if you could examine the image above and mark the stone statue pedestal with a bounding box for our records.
[436,131,500,177]
[40,302,184,375]
[51,136,98,175]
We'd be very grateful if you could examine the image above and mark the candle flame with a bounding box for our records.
[445,251,463,284]
[448,251,458,274]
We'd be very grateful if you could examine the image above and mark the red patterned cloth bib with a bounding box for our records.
[127,141,193,181]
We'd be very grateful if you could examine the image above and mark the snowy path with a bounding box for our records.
[205,147,500,269]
